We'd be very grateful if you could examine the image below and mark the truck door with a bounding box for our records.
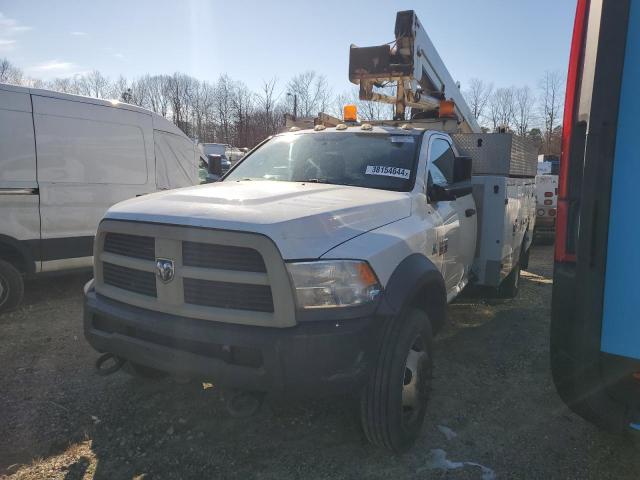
[427,136,465,295]
[0,87,40,272]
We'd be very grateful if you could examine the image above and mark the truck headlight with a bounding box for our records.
[286,260,382,309]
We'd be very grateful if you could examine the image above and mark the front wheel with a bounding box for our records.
[360,309,433,452]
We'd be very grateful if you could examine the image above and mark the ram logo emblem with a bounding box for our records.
[155,258,175,283]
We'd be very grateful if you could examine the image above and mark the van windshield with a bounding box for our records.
[224,132,420,192]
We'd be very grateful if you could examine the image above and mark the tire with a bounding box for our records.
[360,308,433,452]
[124,361,167,380]
[0,259,24,314]
[498,262,521,298]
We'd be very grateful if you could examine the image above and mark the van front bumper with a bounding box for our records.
[83,288,383,395]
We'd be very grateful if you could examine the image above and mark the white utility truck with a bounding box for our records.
[0,83,200,313]
[83,10,536,451]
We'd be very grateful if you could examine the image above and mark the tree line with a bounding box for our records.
[0,58,563,153]
[463,71,565,155]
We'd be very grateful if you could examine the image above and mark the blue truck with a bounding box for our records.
[551,0,640,432]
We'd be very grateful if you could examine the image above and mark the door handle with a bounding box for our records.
[465,208,476,217]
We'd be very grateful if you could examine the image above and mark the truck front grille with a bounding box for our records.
[94,221,296,328]
[182,241,266,272]
[103,262,157,297]
[183,278,274,312]
[104,233,155,260]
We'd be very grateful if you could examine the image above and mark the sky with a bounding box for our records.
[0,0,576,96]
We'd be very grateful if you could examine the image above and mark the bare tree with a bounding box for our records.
[286,71,332,118]
[110,75,129,101]
[145,75,170,118]
[513,86,536,137]
[233,82,255,147]
[256,77,281,136]
[538,70,565,153]
[463,78,493,122]
[215,74,236,144]
[488,87,516,131]
[80,70,110,98]
[0,58,23,84]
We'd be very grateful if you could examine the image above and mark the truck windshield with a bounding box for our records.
[224,132,419,191]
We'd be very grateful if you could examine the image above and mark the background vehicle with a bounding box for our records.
[534,156,559,240]
[200,143,233,172]
[0,83,199,313]
[551,0,640,432]
[83,10,536,452]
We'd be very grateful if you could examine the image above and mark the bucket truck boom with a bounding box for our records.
[349,10,480,133]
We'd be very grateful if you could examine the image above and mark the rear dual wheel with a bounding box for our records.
[360,309,433,452]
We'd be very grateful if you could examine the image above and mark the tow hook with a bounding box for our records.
[95,353,125,376]
[223,389,265,418]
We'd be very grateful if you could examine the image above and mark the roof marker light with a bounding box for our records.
[336,123,348,131]
[361,123,372,131]
[289,126,301,132]
[314,124,326,131]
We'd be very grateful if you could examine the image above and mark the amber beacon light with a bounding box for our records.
[343,104,357,122]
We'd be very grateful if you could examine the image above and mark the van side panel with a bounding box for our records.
[32,95,156,271]
[0,89,40,273]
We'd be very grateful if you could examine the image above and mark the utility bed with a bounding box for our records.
[472,176,536,286]
[453,133,538,287]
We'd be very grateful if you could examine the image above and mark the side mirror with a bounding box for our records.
[430,183,456,202]
[453,156,472,183]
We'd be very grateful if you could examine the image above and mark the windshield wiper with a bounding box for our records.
[303,178,329,183]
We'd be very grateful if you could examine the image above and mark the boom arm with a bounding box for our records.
[349,10,480,133]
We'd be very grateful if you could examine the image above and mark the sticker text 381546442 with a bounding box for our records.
[365,165,411,179]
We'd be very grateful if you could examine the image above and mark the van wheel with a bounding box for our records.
[0,259,24,314]
[498,263,520,298]
[124,361,168,380]
[360,309,433,452]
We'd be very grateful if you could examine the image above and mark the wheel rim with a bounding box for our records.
[0,275,8,308]
[401,334,431,427]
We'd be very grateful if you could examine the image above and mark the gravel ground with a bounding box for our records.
[1,245,639,479]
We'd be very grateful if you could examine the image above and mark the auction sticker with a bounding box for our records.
[365,165,411,179]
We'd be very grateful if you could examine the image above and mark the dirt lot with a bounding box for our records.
[1,245,639,479]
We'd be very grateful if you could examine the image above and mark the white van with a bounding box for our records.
[0,83,199,313]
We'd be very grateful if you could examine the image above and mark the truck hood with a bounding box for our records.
[105,181,412,259]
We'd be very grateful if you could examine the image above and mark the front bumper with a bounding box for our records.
[84,289,383,395]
